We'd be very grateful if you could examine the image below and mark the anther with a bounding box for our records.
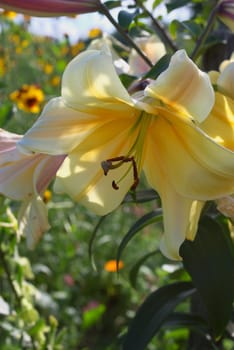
[101,155,139,191]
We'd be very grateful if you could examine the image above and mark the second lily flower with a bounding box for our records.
[18,47,234,260]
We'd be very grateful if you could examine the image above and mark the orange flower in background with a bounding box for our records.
[0,0,101,17]
[104,260,124,272]
[10,84,44,114]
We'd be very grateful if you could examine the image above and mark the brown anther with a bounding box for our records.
[101,160,112,176]
[112,181,119,190]
[101,155,140,191]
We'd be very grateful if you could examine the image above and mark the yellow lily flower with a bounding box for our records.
[18,48,234,260]
[0,129,65,247]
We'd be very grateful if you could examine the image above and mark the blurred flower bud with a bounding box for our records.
[218,0,234,32]
[0,0,100,17]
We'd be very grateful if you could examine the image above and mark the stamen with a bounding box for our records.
[101,156,139,191]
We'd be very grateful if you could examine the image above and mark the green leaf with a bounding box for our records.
[180,215,234,339]
[163,312,208,333]
[129,250,159,288]
[118,10,138,30]
[82,303,106,330]
[104,0,121,10]
[123,189,159,204]
[143,54,171,79]
[116,209,162,265]
[123,281,195,350]
[88,215,108,270]
[166,0,191,12]
[0,103,13,126]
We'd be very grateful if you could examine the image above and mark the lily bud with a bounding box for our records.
[218,0,234,32]
[0,0,100,17]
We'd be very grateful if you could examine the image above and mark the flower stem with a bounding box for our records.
[0,246,22,306]
[136,1,178,52]
[190,5,219,61]
[99,2,153,68]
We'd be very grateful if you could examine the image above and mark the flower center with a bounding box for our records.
[101,155,139,191]
[101,112,152,191]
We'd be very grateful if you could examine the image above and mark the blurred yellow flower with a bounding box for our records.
[50,76,61,87]
[88,28,102,39]
[0,58,6,76]
[104,260,124,272]
[43,189,52,203]
[10,84,45,114]
[71,41,85,56]
[1,10,16,19]
[43,63,54,75]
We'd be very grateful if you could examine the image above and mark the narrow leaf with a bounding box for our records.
[180,215,234,339]
[116,209,162,265]
[123,189,159,204]
[123,281,195,350]
[143,54,171,79]
[129,250,159,288]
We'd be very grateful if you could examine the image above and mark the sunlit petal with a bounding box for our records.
[54,120,135,214]
[62,47,134,112]
[200,92,234,150]
[145,49,214,122]
[145,110,234,200]
[19,95,135,155]
[217,61,234,99]
[143,136,205,260]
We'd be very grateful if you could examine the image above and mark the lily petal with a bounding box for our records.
[54,119,135,214]
[18,195,50,249]
[200,92,234,150]
[19,96,136,156]
[145,50,214,122]
[143,135,205,260]
[61,47,134,111]
[217,61,234,99]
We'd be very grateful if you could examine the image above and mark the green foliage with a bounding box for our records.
[0,1,234,349]
[180,215,234,339]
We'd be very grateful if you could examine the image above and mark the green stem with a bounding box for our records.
[190,5,219,61]
[137,1,178,52]
[0,246,22,306]
[99,2,153,68]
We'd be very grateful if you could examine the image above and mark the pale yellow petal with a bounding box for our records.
[18,195,50,249]
[54,120,135,215]
[217,61,234,99]
[19,96,135,155]
[200,92,234,150]
[0,154,43,200]
[143,138,204,260]
[145,49,214,122]
[144,111,234,201]
[62,47,133,112]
